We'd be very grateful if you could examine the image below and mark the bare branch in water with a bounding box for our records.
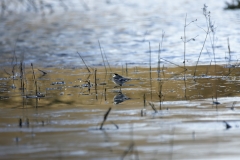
[100,107,112,130]
[148,102,157,113]
[38,69,47,75]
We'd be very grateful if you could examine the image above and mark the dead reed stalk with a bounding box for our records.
[77,52,91,73]
[149,42,152,100]
[98,40,107,73]
[100,107,112,130]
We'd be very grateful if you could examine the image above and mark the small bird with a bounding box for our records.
[112,73,131,90]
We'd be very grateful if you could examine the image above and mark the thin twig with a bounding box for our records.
[149,102,157,113]
[98,40,107,73]
[31,63,38,108]
[94,69,98,100]
[77,52,91,73]
[100,107,112,130]
[102,48,112,72]
[149,42,152,100]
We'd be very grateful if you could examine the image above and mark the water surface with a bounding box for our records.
[1,65,240,159]
[1,1,240,159]
[0,0,240,67]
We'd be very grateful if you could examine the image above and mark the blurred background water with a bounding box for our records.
[1,1,240,159]
[0,0,240,67]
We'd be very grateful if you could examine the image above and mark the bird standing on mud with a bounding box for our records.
[112,73,131,91]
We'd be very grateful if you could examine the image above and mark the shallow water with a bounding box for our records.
[1,0,240,159]
[0,0,240,67]
[1,65,240,159]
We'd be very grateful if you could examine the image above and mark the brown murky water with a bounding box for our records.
[1,65,240,159]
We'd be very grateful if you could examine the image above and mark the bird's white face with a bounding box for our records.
[113,74,117,77]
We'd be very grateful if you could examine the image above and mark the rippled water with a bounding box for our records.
[1,65,240,159]
[0,0,240,67]
[1,1,240,159]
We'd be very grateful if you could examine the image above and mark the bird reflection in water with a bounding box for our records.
[113,92,131,104]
